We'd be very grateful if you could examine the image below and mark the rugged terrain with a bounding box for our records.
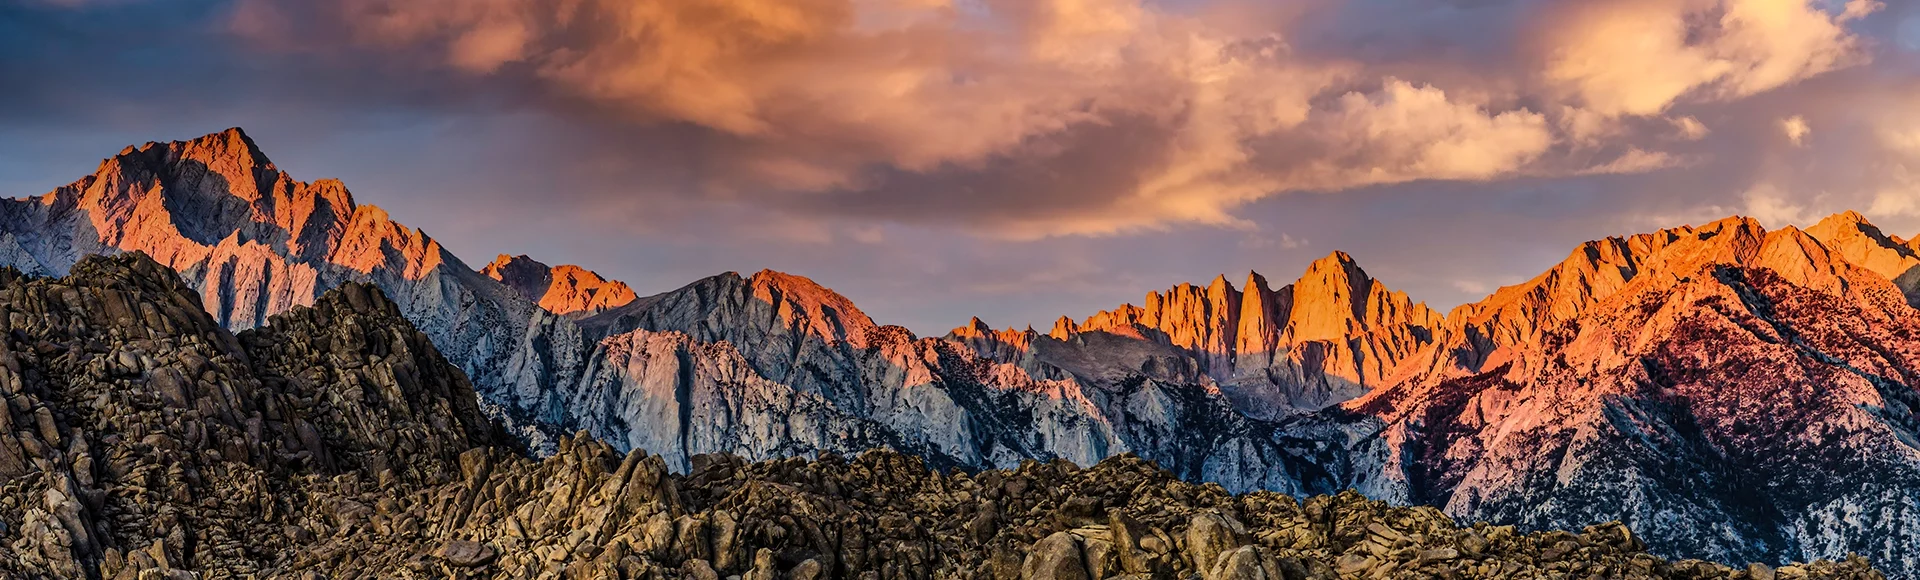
[950,251,1443,420]
[482,255,637,318]
[5,129,1920,577]
[0,254,1887,579]
[0,129,1322,494]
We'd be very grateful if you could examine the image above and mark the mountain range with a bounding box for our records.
[3,128,1919,577]
[3,253,1880,579]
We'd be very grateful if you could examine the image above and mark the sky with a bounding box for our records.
[3,0,1920,335]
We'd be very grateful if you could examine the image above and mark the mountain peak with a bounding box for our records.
[480,254,635,316]
[1804,211,1920,302]
[481,254,554,299]
[1050,315,1080,339]
[1301,250,1368,289]
[135,126,275,174]
[1317,249,1357,265]
[1823,209,1870,226]
[746,269,878,344]
[486,253,540,269]
[204,126,261,151]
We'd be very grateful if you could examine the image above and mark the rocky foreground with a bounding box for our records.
[0,254,1888,579]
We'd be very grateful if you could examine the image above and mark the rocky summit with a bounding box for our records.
[0,253,1888,578]
[4,129,1920,578]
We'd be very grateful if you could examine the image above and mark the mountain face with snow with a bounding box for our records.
[7,128,1920,577]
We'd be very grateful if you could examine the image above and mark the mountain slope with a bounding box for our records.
[952,251,1441,419]
[0,128,608,450]
[9,129,1920,577]
[1323,219,1920,576]
[0,253,1884,579]
[0,129,1328,495]
[1805,211,1920,305]
[0,253,505,577]
[528,269,1332,494]
[481,253,637,317]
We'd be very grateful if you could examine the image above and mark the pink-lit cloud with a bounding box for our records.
[3,0,1917,333]
[228,0,1777,238]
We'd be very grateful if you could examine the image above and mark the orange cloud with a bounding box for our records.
[1540,0,1875,117]
[224,0,1885,238]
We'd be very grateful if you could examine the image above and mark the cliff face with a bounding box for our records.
[951,252,1441,419]
[1326,220,1920,575]
[482,254,637,317]
[0,129,1323,496]
[0,253,1885,579]
[0,129,555,446]
[8,129,1920,577]
[0,253,504,578]
[530,270,1326,495]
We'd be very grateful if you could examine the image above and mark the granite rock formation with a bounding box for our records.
[0,254,1885,578]
[0,128,560,445]
[482,254,637,317]
[519,270,1326,495]
[951,252,1442,420]
[6,129,1920,578]
[1321,217,1920,576]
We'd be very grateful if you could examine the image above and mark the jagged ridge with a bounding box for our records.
[952,251,1442,420]
[6,129,1920,577]
[482,253,637,317]
[0,255,1885,578]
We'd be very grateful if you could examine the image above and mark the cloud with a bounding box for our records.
[1240,232,1306,250]
[1577,147,1690,175]
[1539,0,1877,118]
[1742,183,1817,226]
[1870,186,1919,217]
[220,0,1583,238]
[1782,115,1811,145]
[5,0,1920,336]
[1309,79,1552,183]
[1672,116,1711,140]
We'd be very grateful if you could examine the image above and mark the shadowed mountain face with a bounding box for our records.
[1326,218,1920,574]
[5,129,1920,577]
[0,253,1889,580]
[0,129,1329,496]
[0,128,554,449]
[949,251,1443,421]
[0,253,506,577]
[481,253,637,317]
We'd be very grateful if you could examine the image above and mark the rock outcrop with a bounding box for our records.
[951,252,1441,419]
[6,129,1920,578]
[1804,211,1920,305]
[1323,218,1920,576]
[0,129,1323,495]
[0,253,505,578]
[515,270,1325,495]
[0,256,1884,578]
[0,128,560,448]
[482,254,637,317]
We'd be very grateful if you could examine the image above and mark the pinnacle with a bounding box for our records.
[1244,271,1271,293]
[1209,274,1235,293]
